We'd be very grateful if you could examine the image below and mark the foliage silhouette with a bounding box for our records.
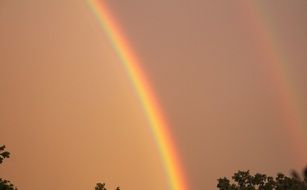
[0,145,17,190]
[217,167,307,190]
[0,145,10,164]
[95,183,120,190]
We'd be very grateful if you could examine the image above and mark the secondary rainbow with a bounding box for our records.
[87,0,188,190]
[242,1,307,165]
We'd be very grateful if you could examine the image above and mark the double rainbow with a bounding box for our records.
[87,0,307,189]
[87,1,188,190]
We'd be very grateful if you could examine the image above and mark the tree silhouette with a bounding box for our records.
[217,168,307,190]
[0,145,17,190]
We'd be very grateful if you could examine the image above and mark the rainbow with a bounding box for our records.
[87,0,188,190]
[242,1,307,165]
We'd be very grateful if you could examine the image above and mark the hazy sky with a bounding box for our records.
[1,0,307,189]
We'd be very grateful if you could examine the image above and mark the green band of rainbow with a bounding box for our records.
[87,1,188,189]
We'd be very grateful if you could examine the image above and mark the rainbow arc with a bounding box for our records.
[242,1,307,165]
[88,1,188,190]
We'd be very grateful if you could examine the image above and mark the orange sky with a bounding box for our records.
[1,0,307,189]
